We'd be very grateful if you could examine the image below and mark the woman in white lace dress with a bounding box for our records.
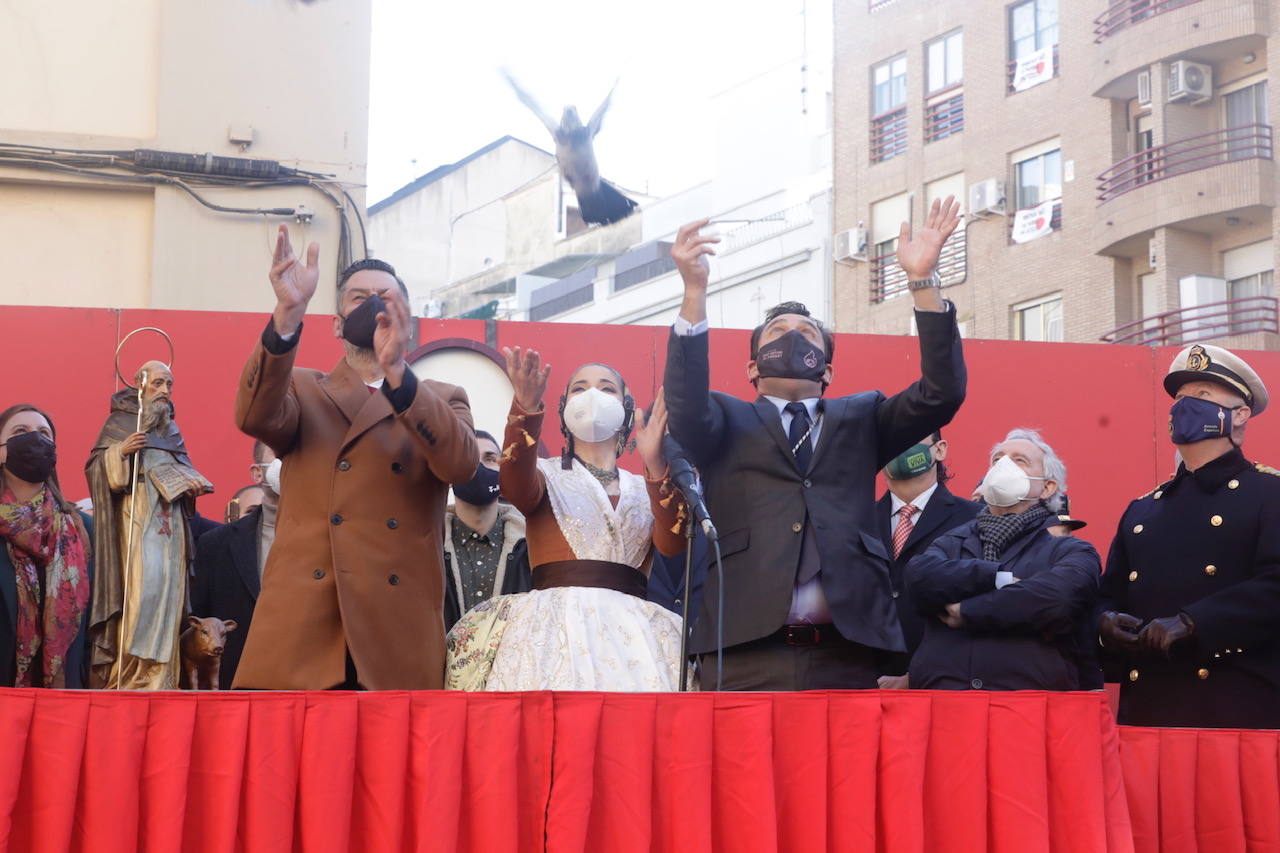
[445,347,687,691]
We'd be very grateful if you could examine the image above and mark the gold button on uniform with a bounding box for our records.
[1128,571,1139,582]
[1211,515,1223,527]
[1197,668,1210,680]
[1205,565,1217,576]
[1133,524,1144,534]
[1129,669,1140,682]
[1228,479,1240,490]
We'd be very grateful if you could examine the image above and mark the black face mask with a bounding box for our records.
[755,329,827,383]
[340,293,387,350]
[453,464,500,506]
[3,431,57,484]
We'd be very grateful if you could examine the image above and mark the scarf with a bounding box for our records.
[974,502,1052,561]
[0,486,90,687]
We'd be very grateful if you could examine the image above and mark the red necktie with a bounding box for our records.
[892,504,920,559]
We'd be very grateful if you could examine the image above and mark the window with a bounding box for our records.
[1224,240,1276,332]
[873,55,908,114]
[1009,0,1058,62]
[1224,80,1269,162]
[871,56,908,162]
[869,192,910,301]
[927,31,963,94]
[1135,113,1155,185]
[1013,293,1064,342]
[926,174,966,285]
[1013,144,1062,210]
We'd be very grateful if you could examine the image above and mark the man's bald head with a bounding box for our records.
[134,361,174,405]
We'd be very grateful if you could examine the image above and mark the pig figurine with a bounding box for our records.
[179,615,237,690]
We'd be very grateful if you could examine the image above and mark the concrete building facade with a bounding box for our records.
[0,0,371,315]
[833,0,1277,349]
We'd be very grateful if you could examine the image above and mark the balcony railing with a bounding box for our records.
[1096,124,1273,203]
[870,107,908,163]
[1006,45,1059,93]
[924,91,964,143]
[870,230,966,303]
[1093,0,1202,42]
[1101,296,1279,345]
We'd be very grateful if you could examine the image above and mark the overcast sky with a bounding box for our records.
[366,0,830,204]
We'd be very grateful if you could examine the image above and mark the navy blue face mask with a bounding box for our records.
[1169,396,1236,445]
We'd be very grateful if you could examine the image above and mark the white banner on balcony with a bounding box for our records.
[1012,46,1054,92]
[1011,200,1056,244]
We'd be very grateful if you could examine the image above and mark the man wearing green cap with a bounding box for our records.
[1098,343,1280,728]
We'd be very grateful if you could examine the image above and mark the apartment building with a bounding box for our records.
[833,0,1277,348]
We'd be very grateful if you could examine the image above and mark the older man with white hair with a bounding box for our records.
[905,428,1101,690]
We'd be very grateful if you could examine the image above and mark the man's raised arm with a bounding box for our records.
[663,219,725,463]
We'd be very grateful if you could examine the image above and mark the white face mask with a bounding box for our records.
[563,387,626,443]
[263,458,282,495]
[979,455,1045,508]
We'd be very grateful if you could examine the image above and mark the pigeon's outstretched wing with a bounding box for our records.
[587,78,619,138]
[500,68,560,138]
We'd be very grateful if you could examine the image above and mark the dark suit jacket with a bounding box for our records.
[191,508,261,690]
[647,527,709,620]
[664,306,966,655]
[907,515,1101,691]
[0,513,94,688]
[876,482,980,673]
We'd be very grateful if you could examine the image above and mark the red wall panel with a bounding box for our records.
[2,306,1275,556]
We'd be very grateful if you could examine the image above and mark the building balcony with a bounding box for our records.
[1101,296,1278,345]
[1091,0,1268,98]
[1093,125,1274,254]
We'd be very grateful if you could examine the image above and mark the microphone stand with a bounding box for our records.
[679,514,695,692]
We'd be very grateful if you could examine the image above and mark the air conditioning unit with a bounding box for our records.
[1137,70,1152,108]
[968,179,1006,216]
[834,226,868,262]
[1168,60,1212,104]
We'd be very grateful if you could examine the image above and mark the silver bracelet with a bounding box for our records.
[908,271,942,291]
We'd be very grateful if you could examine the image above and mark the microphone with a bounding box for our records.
[662,434,718,542]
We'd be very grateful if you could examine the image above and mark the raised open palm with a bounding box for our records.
[269,224,320,310]
[896,195,962,280]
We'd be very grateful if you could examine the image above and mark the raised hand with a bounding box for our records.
[503,346,551,413]
[896,195,962,281]
[269,224,320,336]
[375,289,411,388]
[671,219,720,325]
[634,387,668,477]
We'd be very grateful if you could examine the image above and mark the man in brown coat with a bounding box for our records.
[232,226,477,690]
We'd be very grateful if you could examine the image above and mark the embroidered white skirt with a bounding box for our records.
[445,587,685,692]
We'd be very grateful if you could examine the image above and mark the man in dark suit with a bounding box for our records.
[191,441,279,688]
[663,197,967,690]
[875,430,979,686]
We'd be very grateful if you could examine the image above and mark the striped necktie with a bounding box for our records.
[892,503,920,559]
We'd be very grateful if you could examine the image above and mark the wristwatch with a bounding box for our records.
[908,271,942,291]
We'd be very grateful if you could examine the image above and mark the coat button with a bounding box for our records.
[507,553,515,560]
[803,479,812,488]
[388,574,399,586]
[313,569,325,579]
[1211,515,1223,527]
[1154,490,1163,499]
[331,514,343,525]
[387,518,398,529]
[791,522,803,533]
[970,678,983,689]
[1129,669,1140,682]
[338,460,351,471]
[1228,479,1239,490]
[892,590,900,598]
[1132,524,1144,534]
[674,598,682,609]
[1128,571,1138,582]
[1197,668,1210,680]
[1205,564,1217,576]
[391,462,403,473]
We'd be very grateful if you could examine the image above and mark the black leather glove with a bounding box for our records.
[1137,612,1197,658]
[1098,611,1143,652]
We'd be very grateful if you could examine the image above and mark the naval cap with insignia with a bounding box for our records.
[1164,343,1269,417]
